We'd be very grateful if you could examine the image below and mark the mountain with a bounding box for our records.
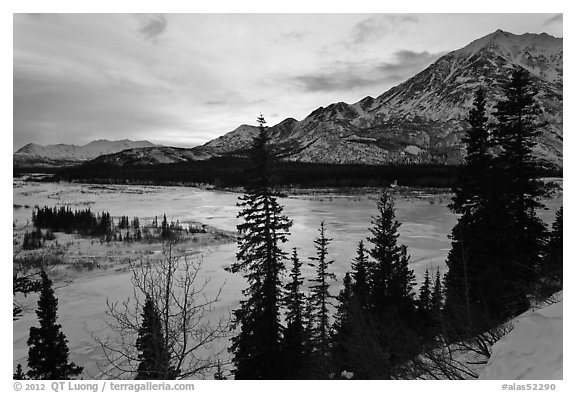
[14,139,158,168]
[85,146,211,167]
[194,30,563,167]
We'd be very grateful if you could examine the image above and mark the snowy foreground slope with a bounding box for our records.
[480,292,563,380]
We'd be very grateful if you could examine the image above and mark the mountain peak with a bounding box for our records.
[455,30,562,58]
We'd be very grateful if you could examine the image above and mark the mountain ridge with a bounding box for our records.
[191,29,562,167]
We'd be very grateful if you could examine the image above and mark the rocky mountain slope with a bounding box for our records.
[14,139,158,168]
[195,29,563,167]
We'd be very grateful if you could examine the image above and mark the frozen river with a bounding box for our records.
[12,179,563,378]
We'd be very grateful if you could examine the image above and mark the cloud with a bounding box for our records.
[274,30,310,43]
[135,14,167,42]
[13,58,189,149]
[350,14,419,44]
[289,49,444,93]
[204,98,268,107]
[543,14,562,26]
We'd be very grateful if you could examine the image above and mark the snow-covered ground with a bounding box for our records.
[13,178,563,378]
[480,292,563,380]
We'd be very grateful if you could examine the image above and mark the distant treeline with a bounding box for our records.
[54,157,473,188]
[32,206,112,236]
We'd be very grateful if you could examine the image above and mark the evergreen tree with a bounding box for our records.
[282,248,306,377]
[431,269,443,316]
[418,269,431,313]
[367,191,416,317]
[429,268,444,335]
[361,191,422,376]
[451,88,493,215]
[161,214,170,239]
[14,364,26,380]
[493,67,548,316]
[351,240,370,306]
[227,114,292,379]
[308,221,336,357]
[27,270,83,380]
[135,295,176,379]
[444,87,505,336]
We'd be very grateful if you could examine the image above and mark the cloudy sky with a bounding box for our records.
[13,13,563,150]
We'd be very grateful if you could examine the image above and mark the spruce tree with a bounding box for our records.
[418,269,431,313]
[308,221,336,357]
[351,240,370,306]
[429,268,444,335]
[227,114,292,379]
[367,191,416,317]
[493,67,548,316]
[135,295,175,379]
[27,270,83,380]
[444,87,503,336]
[14,364,26,380]
[363,191,422,375]
[451,88,493,215]
[431,269,443,316]
[282,248,306,377]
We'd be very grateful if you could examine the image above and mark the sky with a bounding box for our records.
[13,13,563,151]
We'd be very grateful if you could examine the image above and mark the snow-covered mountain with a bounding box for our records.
[195,30,563,167]
[14,139,158,168]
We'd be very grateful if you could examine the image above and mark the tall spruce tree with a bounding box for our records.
[27,270,83,380]
[227,115,292,379]
[364,191,421,376]
[135,295,175,379]
[282,248,306,377]
[367,191,416,317]
[444,87,499,336]
[493,67,548,316]
[308,221,336,358]
[431,269,443,316]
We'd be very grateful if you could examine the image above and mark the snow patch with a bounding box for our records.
[480,292,563,380]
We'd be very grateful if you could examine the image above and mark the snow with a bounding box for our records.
[15,139,157,161]
[480,292,563,380]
